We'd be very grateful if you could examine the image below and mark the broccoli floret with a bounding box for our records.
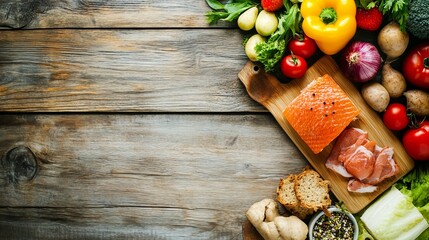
[407,0,429,39]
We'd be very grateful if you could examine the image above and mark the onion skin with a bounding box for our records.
[340,41,383,83]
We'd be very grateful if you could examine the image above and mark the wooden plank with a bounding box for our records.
[0,114,308,239]
[243,220,264,240]
[0,29,263,112]
[0,207,243,239]
[0,0,230,29]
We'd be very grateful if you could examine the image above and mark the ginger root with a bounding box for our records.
[246,199,308,240]
[275,215,308,240]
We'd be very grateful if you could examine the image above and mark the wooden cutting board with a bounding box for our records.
[238,55,414,214]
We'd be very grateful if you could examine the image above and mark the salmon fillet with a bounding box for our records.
[283,74,360,154]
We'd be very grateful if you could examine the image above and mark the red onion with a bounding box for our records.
[340,41,382,83]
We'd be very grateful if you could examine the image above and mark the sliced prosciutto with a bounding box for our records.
[325,127,398,193]
[325,128,367,178]
[347,179,378,193]
[343,145,376,180]
[362,147,398,185]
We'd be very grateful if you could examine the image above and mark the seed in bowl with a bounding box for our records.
[312,211,355,240]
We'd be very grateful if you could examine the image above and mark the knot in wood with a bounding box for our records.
[1,146,37,184]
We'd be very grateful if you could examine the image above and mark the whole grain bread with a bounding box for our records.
[276,174,314,219]
[276,174,298,206]
[294,169,331,211]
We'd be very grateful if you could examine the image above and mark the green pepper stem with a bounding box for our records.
[319,7,337,25]
[424,57,429,68]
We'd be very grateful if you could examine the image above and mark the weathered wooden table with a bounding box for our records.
[0,1,307,239]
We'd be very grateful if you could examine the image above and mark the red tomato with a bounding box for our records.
[403,121,429,161]
[280,54,308,79]
[288,34,317,59]
[383,103,409,131]
[402,43,429,89]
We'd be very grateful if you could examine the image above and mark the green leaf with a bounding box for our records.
[356,0,379,9]
[380,0,393,13]
[378,0,409,31]
[223,2,254,21]
[206,11,230,24]
[204,0,257,24]
[395,163,429,239]
[416,229,429,240]
[206,0,225,10]
[366,2,376,9]
[361,187,429,240]
[255,3,301,72]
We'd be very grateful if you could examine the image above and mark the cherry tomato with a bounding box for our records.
[288,34,317,59]
[280,54,308,79]
[383,103,409,131]
[403,121,429,161]
[402,43,429,89]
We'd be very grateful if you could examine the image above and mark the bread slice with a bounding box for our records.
[276,174,314,219]
[276,174,298,206]
[294,169,331,211]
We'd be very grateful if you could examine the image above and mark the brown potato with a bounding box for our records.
[381,63,407,98]
[378,22,409,60]
[362,82,390,112]
[404,90,429,117]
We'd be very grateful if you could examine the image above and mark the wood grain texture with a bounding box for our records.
[238,56,415,213]
[0,29,264,112]
[0,0,228,29]
[0,114,308,239]
[242,220,263,240]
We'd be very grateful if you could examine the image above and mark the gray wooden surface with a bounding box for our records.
[0,1,308,239]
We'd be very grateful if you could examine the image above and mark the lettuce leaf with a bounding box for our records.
[417,204,429,240]
[397,163,429,208]
[361,186,429,240]
[395,163,429,239]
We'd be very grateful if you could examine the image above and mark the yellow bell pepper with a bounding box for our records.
[300,0,357,55]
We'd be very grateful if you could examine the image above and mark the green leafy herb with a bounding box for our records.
[355,0,409,31]
[394,163,429,240]
[357,0,377,9]
[360,186,429,240]
[379,0,409,31]
[205,0,258,24]
[255,3,302,73]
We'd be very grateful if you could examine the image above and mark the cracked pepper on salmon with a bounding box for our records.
[283,74,360,154]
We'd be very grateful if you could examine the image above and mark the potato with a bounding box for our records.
[381,63,407,98]
[237,6,258,31]
[377,21,409,59]
[255,10,278,36]
[362,82,390,112]
[245,34,265,61]
[404,90,429,117]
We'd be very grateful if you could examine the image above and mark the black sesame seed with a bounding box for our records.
[312,211,354,240]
